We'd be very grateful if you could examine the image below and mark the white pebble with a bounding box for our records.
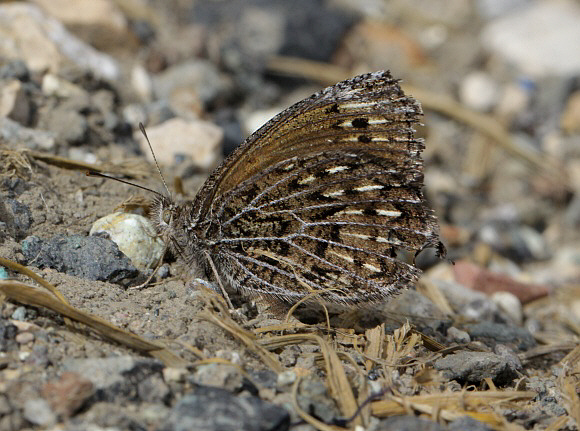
[459,71,500,112]
[491,291,523,325]
[277,370,297,386]
[90,212,164,271]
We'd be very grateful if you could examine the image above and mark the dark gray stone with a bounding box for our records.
[192,0,354,72]
[137,374,171,404]
[0,318,18,352]
[0,177,30,197]
[21,234,139,284]
[63,356,164,403]
[448,416,495,431]
[376,415,445,431]
[434,351,518,385]
[494,344,523,371]
[465,322,536,351]
[297,378,341,423]
[478,223,550,263]
[145,100,175,126]
[249,369,278,390]
[160,386,290,431]
[0,197,32,240]
[0,59,30,81]
[379,289,452,335]
[279,0,356,62]
[214,108,244,157]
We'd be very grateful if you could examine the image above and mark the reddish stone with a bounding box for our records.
[453,260,551,304]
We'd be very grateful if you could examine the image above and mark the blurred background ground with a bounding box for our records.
[1,0,580,430]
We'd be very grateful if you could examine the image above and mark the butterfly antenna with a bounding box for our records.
[139,122,172,199]
[86,171,165,198]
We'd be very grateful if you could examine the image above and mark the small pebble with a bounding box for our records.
[277,370,297,386]
[15,332,34,344]
[215,350,242,365]
[447,326,471,344]
[90,212,165,271]
[11,306,27,321]
[459,71,500,111]
[491,291,523,324]
[163,367,188,383]
[23,398,56,427]
[157,263,171,279]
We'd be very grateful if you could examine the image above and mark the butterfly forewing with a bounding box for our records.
[176,70,444,306]
[193,71,423,216]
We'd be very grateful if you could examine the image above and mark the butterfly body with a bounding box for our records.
[149,71,445,308]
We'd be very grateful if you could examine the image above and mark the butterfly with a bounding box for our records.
[147,70,445,309]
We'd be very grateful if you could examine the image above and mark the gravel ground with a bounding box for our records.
[1,1,580,430]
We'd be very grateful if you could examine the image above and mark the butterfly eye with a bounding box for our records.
[162,209,171,224]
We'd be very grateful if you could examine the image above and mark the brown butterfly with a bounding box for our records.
[145,70,445,309]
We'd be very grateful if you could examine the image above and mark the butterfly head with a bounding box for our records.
[150,195,180,243]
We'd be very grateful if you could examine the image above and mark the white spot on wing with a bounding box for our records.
[325,165,349,174]
[337,209,364,216]
[343,232,370,240]
[376,237,402,245]
[329,250,354,263]
[340,102,375,109]
[355,184,384,192]
[322,190,345,198]
[363,263,382,273]
[298,175,316,184]
[377,209,402,217]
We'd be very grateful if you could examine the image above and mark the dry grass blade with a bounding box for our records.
[197,294,283,372]
[385,323,422,364]
[259,333,362,427]
[544,416,571,431]
[403,85,563,183]
[0,280,188,367]
[558,344,580,426]
[371,390,536,422]
[102,159,153,179]
[27,151,111,172]
[414,329,449,353]
[364,324,385,371]
[0,147,33,178]
[417,278,454,315]
[518,342,577,362]
[252,321,310,333]
[27,151,151,179]
[0,257,70,305]
[378,323,423,389]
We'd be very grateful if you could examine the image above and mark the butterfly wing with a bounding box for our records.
[194,71,444,305]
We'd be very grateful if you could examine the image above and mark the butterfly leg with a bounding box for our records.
[203,250,234,309]
[128,243,168,290]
